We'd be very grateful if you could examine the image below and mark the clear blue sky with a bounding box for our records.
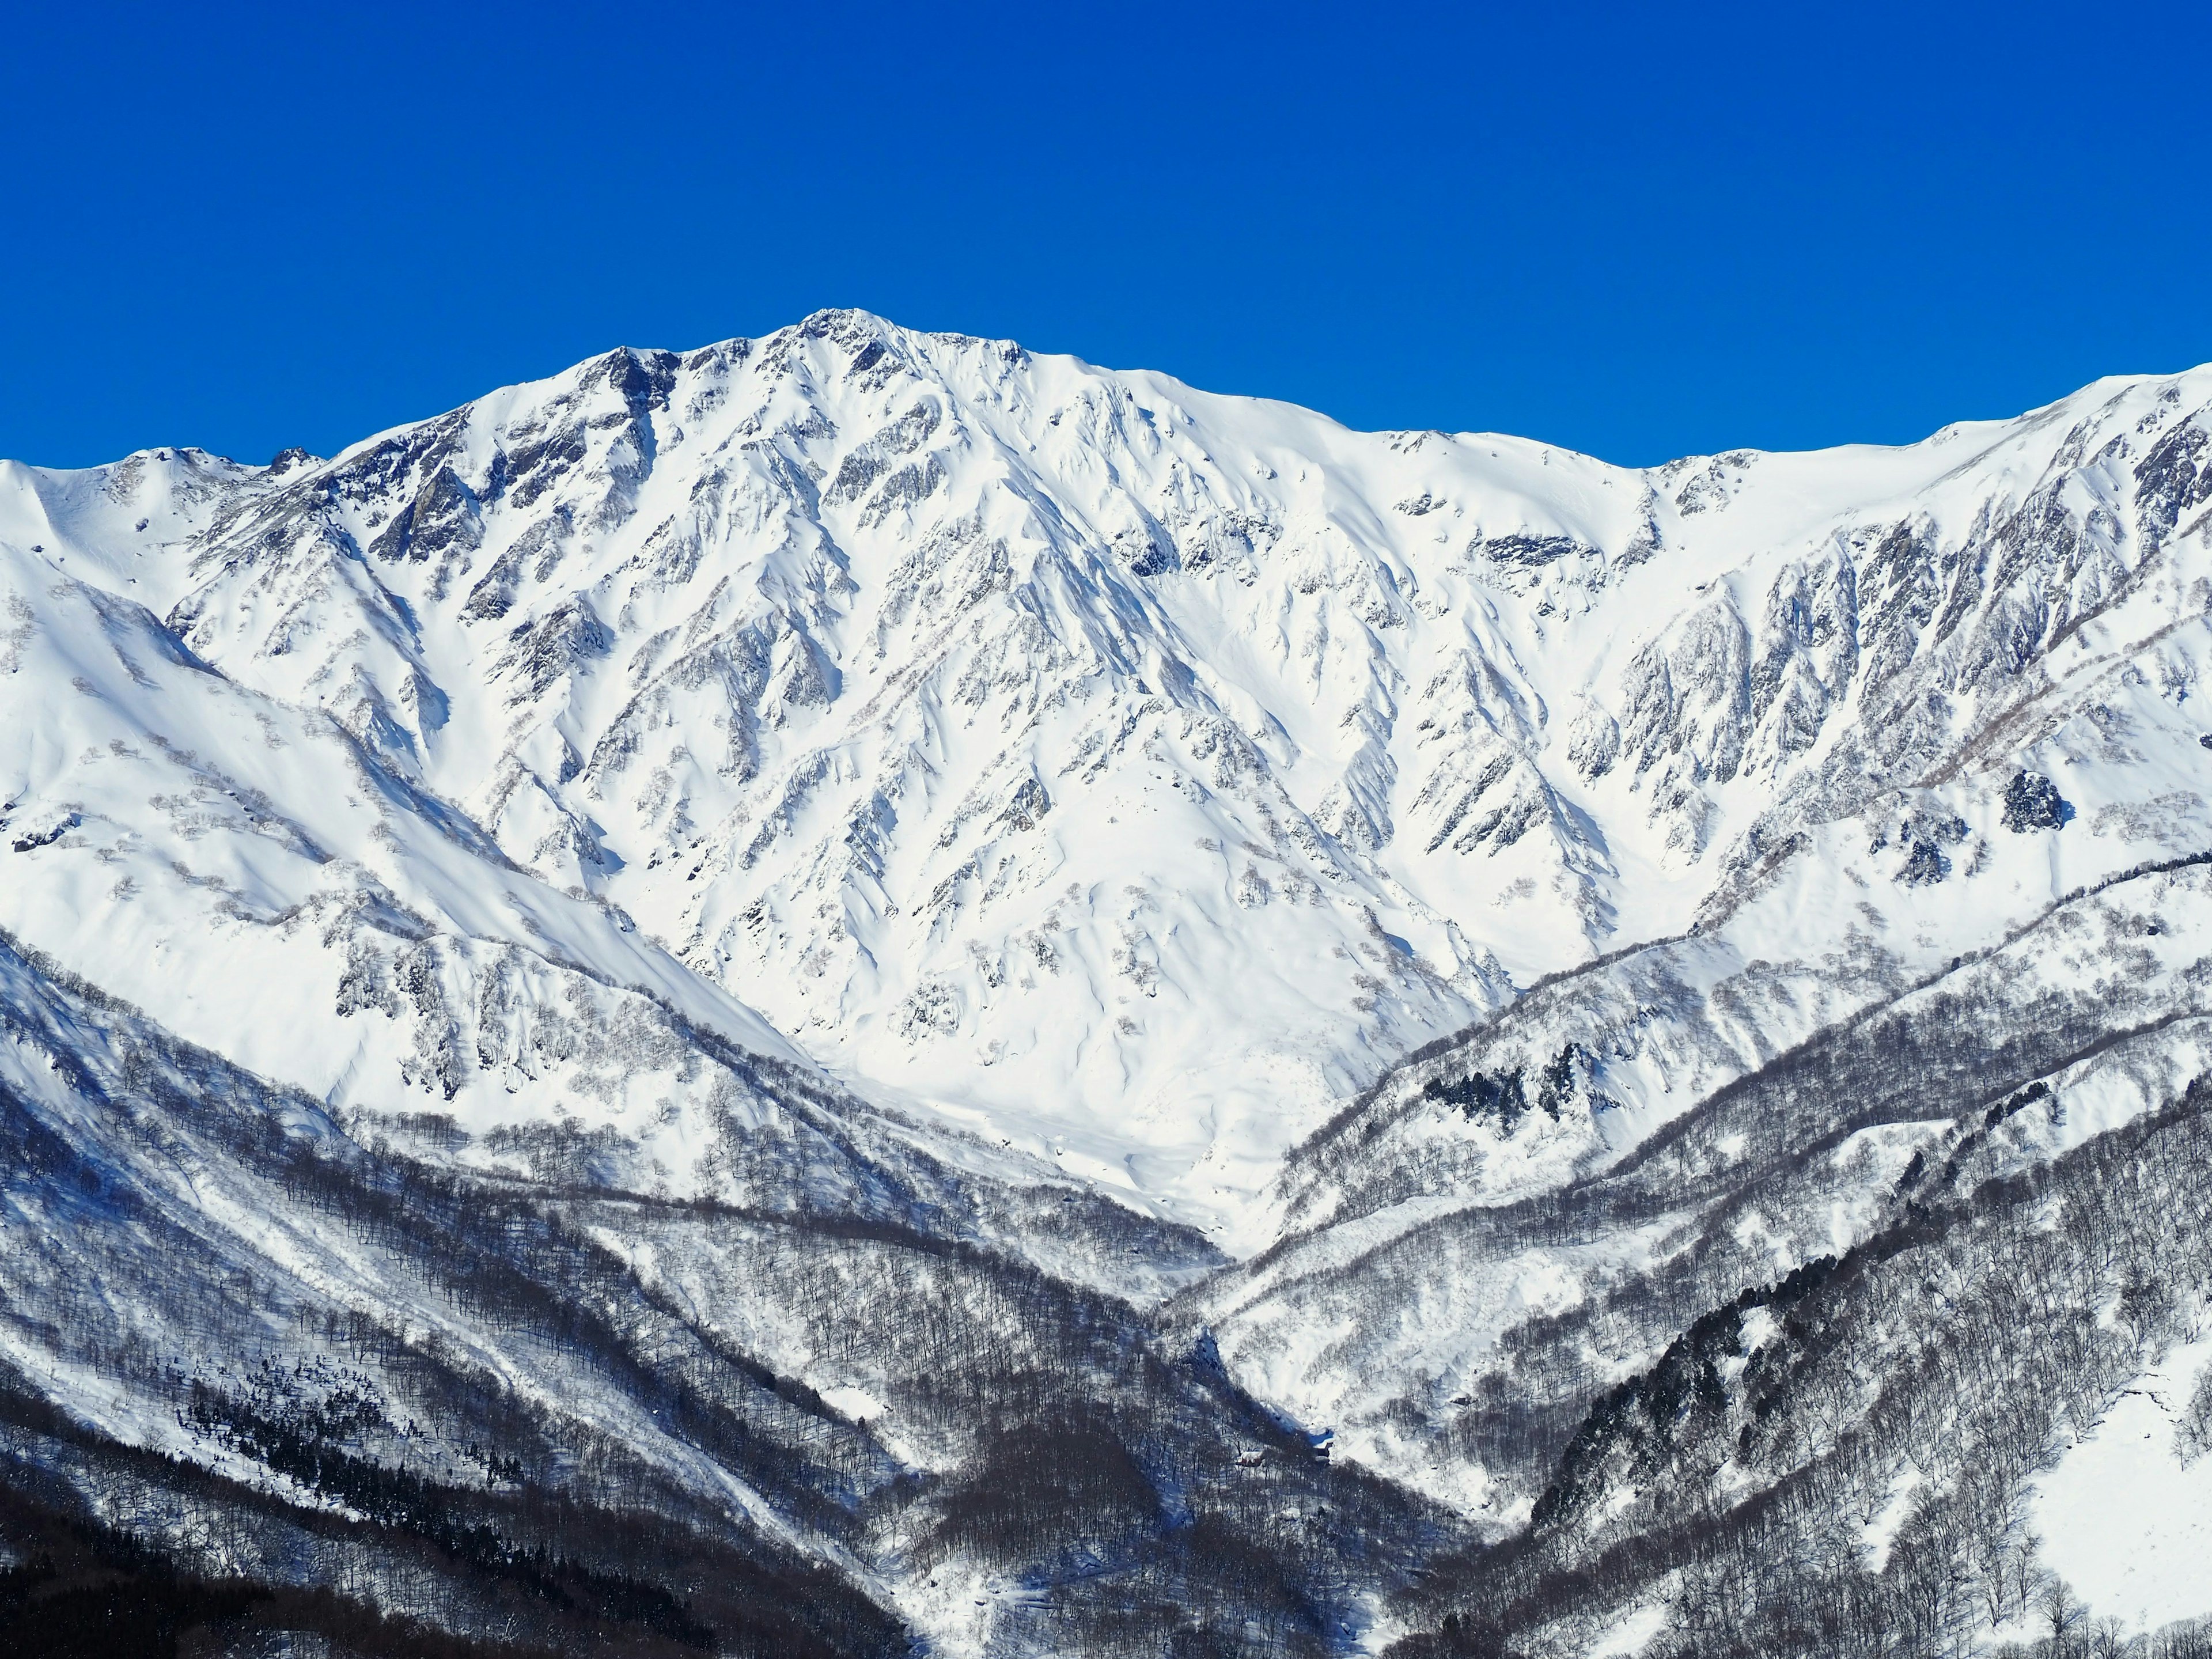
[4,1,2207,469]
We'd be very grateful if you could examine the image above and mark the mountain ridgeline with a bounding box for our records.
[3,310,2212,1654]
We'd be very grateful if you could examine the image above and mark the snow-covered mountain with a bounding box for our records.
[6,310,2212,1657]
[16,310,2210,1240]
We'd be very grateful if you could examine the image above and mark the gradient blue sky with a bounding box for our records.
[4,1,2208,470]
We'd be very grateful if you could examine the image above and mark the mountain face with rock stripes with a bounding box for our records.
[5,311,2212,1656]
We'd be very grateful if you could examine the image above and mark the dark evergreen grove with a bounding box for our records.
[2000,772,2071,834]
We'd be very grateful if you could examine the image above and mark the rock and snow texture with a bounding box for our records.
[10,313,2212,1654]
[10,309,2210,1248]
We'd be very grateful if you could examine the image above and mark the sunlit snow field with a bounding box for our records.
[2035,1336,2212,1631]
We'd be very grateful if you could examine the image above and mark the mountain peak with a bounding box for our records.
[7,327,2212,1652]
[6,325,2205,1243]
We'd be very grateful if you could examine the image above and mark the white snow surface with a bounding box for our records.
[2034,1337,2212,1631]
[5,311,2212,1261]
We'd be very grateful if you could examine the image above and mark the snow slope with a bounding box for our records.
[2035,1336,2212,1632]
[7,315,2212,1656]
[12,310,2207,1251]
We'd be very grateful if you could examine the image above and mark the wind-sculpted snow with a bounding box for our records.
[9,315,2212,1654]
